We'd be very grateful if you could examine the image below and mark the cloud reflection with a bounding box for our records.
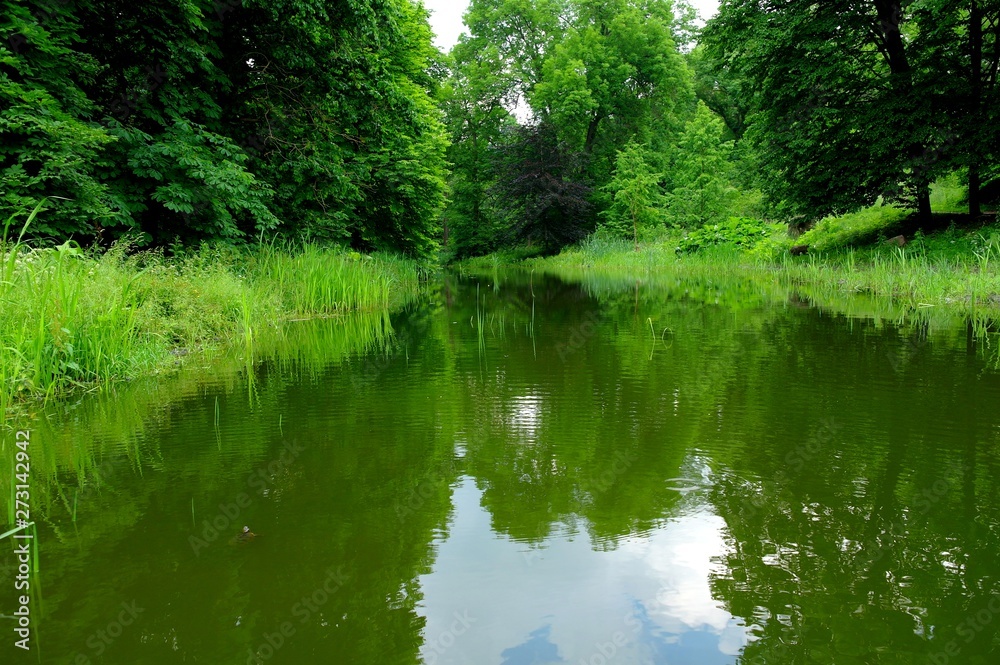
[417,477,752,664]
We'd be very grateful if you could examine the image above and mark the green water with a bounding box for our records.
[3,270,1000,664]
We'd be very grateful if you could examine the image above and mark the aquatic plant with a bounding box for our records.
[0,219,423,418]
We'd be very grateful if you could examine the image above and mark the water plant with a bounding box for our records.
[0,219,425,420]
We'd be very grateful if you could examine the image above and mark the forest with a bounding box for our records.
[6,5,1000,663]
[4,0,997,259]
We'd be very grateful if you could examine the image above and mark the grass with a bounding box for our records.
[0,214,424,419]
[464,209,1000,331]
[930,172,969,213]
[794,203,910,251]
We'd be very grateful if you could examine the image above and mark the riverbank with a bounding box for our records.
[0,238,423,418]
[463,212,1000,326]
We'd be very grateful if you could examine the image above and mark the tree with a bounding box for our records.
[441,0,697,255]
[530,0,693,170]
[491,122,593,252]
[666,102,735,227]
[910,0,1000,217]
[1,0,449,256]
[602,143,665,249]
[439,39,517,257]
[687,44,746,141]
[461,0,567,105]
[0,0,117,238]
[704,0,941,224]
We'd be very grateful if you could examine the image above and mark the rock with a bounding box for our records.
[886,235,907,247]
[790,245,809,256]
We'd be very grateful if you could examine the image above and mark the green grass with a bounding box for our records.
[794,204,910,251]
[486,218,1000,330]
[472,180,1000,326]
[930,172,969,213]
[0,221,424,419]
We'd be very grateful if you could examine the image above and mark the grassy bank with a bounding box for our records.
[463,207,1000,324]
[0,228,423,418]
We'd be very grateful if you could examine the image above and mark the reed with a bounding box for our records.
[518,222,1000,327]
[0,220,425,419]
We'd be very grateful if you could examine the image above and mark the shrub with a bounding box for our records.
[677,217,775,253]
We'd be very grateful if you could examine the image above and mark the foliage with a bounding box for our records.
[437,38,517,257]
[796,205,910,251]
[490,123,594,252]
[526,219,1000,324]
[666,101,736,227]
[704,0,1000,223]
[929,172,969,213]
[676,216,774,253]
[601,143,665,245]
[908,0,1000,215]
[0,214,422,411]
[441,0,698,256]
[687,44,746,141]
[703,1,926,221]
[0,1,117,237]
[0,0,449,256]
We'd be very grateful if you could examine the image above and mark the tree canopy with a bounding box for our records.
[3,0,998,257]
[1,0,449,255]
[703,0,1000,223]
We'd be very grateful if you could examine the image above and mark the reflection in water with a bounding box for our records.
[2,270,1000,664]
[419,478,751,665]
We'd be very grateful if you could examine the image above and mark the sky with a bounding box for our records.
[423,0,721,51]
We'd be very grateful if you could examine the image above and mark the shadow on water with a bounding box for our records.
[1,270,1000,664]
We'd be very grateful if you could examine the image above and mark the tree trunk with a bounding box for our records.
[873,1,910,76]
[584,113,602,154]
[874,0,932,222]
[917,186,932,222]
[970,164,982,218]
[970,1,983,218]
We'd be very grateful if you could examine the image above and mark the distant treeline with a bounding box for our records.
[443,0,1000,257]
[3,1,999,258]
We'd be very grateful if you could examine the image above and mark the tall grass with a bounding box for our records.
[254,242,419,315]
[0,223,424,418]
[794,204,909,251]
[511,221,1000,330]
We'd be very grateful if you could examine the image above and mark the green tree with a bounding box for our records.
[2,0,449,255]
[666,102,735,227]
[442,0,696,254]
[687,44,746,141]
[530,0,692,166]
[910,0,1000,216]
[439,41,516,257]
[704,0,940,224]
[602,143,665,249]
[0,0,117,238]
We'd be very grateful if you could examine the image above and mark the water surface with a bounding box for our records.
[3,271,1000,664]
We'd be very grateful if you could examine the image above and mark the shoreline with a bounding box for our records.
[0,242,423,420]
[460,224,1000,331]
